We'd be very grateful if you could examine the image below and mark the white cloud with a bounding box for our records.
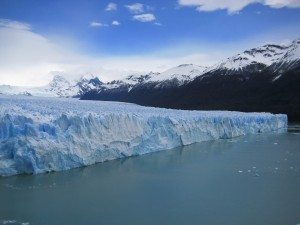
[178,0,300,13]
[264,0,300,8]
[125,3,144,13]
[0,19,83,86]
[0,18,31,30]
[1,18,299,87]
[154,22,162,26]
[0,19,220,86]
[112,20,121,26]
[89,21,108,27]
[133,14,156,22]
[105,2,117,11]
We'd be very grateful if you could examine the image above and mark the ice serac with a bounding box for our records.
[0,95,287,176]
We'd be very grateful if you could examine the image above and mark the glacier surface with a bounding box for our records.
[0,95,287,176]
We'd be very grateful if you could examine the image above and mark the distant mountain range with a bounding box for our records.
[1,38,300,121]
[0,74,102,98]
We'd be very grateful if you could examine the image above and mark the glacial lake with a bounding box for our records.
[0,126,300,225]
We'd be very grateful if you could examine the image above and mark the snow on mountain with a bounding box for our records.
[274,38,300,72]
[210,38,300,73]
[148,64,208,83]
[1,38,299,97]
[101,72,159,90]
[43,75,79,97]
[101,64,207,91]
[124,64,207,84]
[282,38,300,62]
[99,38,300,91]
[0,94,287,176]
[0,74,102,97]
[125,72,159,84]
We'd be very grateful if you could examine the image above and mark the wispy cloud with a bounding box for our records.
[0,19,223,86]
[112,20,121,26]
[0,19,82,86]
[89,21,108,27]
[0,18,31,30]
[265,0,300,8]
[133,14,156,22]
[105,2,117,11]
[1,17,299,87]
[125,3,144,14]
[178,0,300,13]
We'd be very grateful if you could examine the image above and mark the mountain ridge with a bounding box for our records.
[1,38,300,121]
[81,38,300,121]
[1,38,299,97]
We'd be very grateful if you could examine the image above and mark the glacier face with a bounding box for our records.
[0,95,287,176]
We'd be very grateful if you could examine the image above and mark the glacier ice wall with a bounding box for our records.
[0,95,287,176]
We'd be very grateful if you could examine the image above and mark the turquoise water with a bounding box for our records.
[0,130,300,225]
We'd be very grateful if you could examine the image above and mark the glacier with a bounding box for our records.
[0,94,287,176]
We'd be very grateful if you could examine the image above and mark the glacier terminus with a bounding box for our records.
[0,95,287,176]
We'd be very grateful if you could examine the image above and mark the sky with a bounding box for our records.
[0,0,300,86]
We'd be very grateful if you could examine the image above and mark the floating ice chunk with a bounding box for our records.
[0,219,29,225]
[1,220,17,224]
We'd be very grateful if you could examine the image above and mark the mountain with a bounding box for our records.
[209,39,300,75]
[81,38,300,121]
[1,38,299,120]
[0,74,103,97]
[0,64,205,97]
[98,64,207,91]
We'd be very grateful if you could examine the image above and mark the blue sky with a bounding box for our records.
[1,0,300,86]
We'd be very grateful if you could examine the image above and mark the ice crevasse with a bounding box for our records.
[0,95,287,176]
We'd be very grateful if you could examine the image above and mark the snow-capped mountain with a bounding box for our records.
[44,75,79,97]
[100,64,208,91]
[148,64,208,83]
[97,38,300,92]
[15,66,200,94]
[1,38,300,100]
[126,64,207,85]
[82,38,300,121]
[101,72,159,90]
[0,74,102,97]
[210,38,300,74]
